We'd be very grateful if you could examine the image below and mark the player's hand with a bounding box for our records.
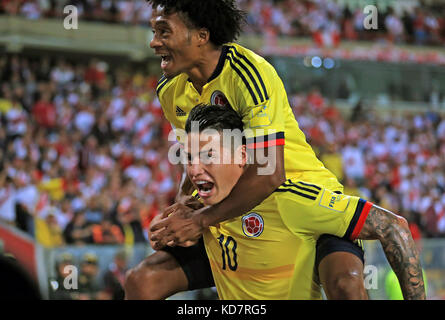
[171,195,204,213]
[147,213,165,250]
[150,203,205,248]
[148,213,196,250]
[149,197,203,250]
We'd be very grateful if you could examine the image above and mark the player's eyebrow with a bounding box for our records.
[152,20,171,29]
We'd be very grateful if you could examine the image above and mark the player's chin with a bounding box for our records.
[162,68,180,79]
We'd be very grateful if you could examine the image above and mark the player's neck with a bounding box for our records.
[187,46,223,94]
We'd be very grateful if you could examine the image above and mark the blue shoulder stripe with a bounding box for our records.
[227,49,264,103]
[228,46,269,100]
[226,55,259,105]
[156,76,169,96]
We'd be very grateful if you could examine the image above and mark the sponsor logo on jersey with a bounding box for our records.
[319,190,350,212]
[248,105,271,128]
[242,212,264,237]
[176,106,187,117]
[210,91,229,106]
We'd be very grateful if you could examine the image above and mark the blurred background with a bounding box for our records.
[0,0,444,300]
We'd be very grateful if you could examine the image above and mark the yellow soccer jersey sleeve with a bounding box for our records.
[156,43,343,191]
[275,179,373,240]
[272,179,373,299]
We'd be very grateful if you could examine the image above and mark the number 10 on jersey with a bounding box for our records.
[217,234,238,271]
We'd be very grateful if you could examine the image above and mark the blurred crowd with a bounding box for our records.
[49,250,128,300]
[0,54,180,248]
[1,0,445,47]
[240,0,445,46]
[0,0,153,25]
[291,88,445,239]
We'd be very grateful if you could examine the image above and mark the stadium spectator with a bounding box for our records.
[413,8,428,45]
[102,251,128,300]
[63,210,93,245]
[32,91,57,130]
[77,252,101,300]
[35,211,65,247]
[49,252,76,300]
[91,218,124,245]
[342,139,366,184]
[116,202,147,245]
[385,7,405,44]
[0,173,16,226]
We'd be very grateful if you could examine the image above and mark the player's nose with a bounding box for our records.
[188,161,205,178]
[150,35,162,49]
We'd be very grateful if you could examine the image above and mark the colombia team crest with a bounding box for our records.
[210,90,229,106]
[242,212,264,238]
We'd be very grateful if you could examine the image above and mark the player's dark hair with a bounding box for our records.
[147,0,246,46]
[185,104,244,137]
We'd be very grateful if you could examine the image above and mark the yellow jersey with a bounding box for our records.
[202,179,372,300]
[157,42,343,192]
[202,194,298,300]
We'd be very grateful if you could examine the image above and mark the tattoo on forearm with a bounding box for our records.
[358,205,425,300]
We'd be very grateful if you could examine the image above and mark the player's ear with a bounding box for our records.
[238,144,248,168]
[197,28,210,46]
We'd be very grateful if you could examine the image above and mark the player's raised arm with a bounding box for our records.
[357,205,425,300]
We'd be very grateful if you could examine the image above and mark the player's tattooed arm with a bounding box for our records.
[357,205,426,300]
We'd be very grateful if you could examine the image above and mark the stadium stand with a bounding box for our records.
[1,0,444,46]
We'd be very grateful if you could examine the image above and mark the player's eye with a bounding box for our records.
[200,149,217,164]
[151,28,163,35]
[208,149,214,158]
[158,28,169,36]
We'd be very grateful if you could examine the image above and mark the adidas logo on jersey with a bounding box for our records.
[176,106,187,117]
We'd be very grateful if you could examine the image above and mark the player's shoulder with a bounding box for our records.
[226,43,277,77]
[156,73,187,98]
[225,43,268,67]
[224,43,276,106]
